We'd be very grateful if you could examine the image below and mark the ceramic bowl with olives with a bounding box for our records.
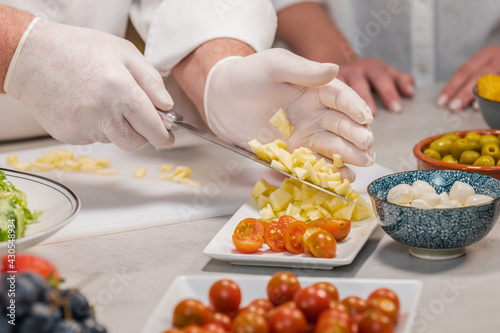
[413,130,500,180]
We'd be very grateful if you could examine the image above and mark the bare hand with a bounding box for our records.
[337,58,414,115]
[437,46,500,111]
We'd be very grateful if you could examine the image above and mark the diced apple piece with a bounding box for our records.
[327,181,342,189]
[161,164,175,172]
[252,178,273,198]
[293,167,310,180]
[313,191,330,205]
[248,139,270,160]
[300,198,316,211]
[271,160,289,172]
[256,194,271,209]
[6,154,18,166]
[278,125,295,140]
[269,187,293,211]
[332,154,344,168]
[134,166,147,179]
[31,162,55,172]
[313,158,327,171]
[334,202,356,220]
[269,108,290,127]
[260,203,276,219]
[306,209,325,221]
[335,179,351,196]
[13,162,32,172]
[276,148,294,170]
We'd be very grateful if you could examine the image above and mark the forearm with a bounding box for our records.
[276,2,357,65]
[0,5,34,93]
[171,38,254,121]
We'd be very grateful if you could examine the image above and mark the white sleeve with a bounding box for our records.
[272,0,320,12]
[130,0,277,76]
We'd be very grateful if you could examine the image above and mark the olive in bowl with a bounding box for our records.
[413,130,500,180]
[367,170,500,260]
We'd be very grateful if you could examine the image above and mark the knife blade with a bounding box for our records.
[158,110,358,206]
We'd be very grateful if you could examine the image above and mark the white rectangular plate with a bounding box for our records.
[203,196,379,270]
[142,275,423,333]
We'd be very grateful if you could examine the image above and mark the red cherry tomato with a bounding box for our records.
[293,285,331,323]
[278,215,299,227]
[306,229,337,258]
[268,304,307,333]
[364,298,399,324]
[209,280,241,314]
[232,233,265,254]
[232,311,269,333]
[357,310,394,333]
[234,218,265,237]
[209,312,231,331]
[367,288,401,312]
[239,304,268,317]
[311,217,352,242]
[202,322,226,333]
[283,221,308,254]
[267,272,301,306]
[315,308,353,333]
[172,299,210,328]
[312,282,339,302]
[249,298,274,312]
[183,325,207,333]
[341,296,367,318]
[264,222,286,252]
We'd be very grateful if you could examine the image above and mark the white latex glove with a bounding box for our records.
[204,49,375,181]
[4,18,174,151]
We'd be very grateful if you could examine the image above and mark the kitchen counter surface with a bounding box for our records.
[2,84,498,333]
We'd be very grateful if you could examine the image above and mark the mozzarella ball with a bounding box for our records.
[449,181,475,206]
[438,192,450,202]
[434,199,463,208]
[387,184,415,204]
[410,199,431,209]
[464,194,494,207]
[419,192,442,208]
[412,180,437,199]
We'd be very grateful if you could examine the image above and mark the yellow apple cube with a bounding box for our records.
[269,187,293,211]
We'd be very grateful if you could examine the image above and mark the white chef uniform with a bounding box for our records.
[0,0,277,141]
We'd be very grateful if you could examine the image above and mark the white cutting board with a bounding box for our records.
[0,138,393,244]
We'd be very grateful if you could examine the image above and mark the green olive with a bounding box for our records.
[481,143,500,162]
[429,138,453,157]
[441,132,461,142]
[464,132,482,143]
[479,134,500,147]
[473,155,496,166]
[468,140,481,152]
[459,150,480,165]
[450,138,471,160]
[423,148,441,160]
[442,155,458,164]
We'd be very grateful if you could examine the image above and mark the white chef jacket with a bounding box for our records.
[272,0,500,86]
[0,0,277,141]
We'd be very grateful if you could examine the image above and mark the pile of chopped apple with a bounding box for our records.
[248,139,373,222]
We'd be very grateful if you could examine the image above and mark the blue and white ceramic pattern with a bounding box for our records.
[368,170,500,260]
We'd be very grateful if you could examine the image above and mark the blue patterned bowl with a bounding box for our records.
[368,170,500,260]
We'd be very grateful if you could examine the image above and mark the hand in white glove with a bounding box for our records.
[204,49,375,180]
[4,18,174,151]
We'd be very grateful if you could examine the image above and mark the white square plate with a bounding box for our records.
[203,196,379,270]
[142,275,423,333]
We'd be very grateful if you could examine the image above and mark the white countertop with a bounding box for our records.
[2,84,498,333]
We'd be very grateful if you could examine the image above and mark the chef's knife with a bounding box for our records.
[158,110,359,205]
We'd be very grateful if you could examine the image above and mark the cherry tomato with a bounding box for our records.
[202,322,226,333]
[239,304,268,317]
[232,311,269,333]
[232,233,264,254]
[306,229,337,258]
[283,221,308,254]
[315,309,353,333]
[367,289,400,312]
[268,304,307,333]
[183,325,208,333]
[172,299,210,328]
[264,222,286,252]
[258,218,274,229]
[279,215,299,227]
[209,280,241,314]
[357,310,394,333]
[209,312,231,331]
[234,218,265,237]
[293,285,331,323]
[267,272,301,306]
[364,298,398,324]
[341,296,367,318]
[311,217,352,242]
[313,282,339,302]
[249,298,274,312]
[162,328,184,333]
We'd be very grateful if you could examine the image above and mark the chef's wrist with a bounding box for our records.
[172,38,255,119]
[0,5,35,94]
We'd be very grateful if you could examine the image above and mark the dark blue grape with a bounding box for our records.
[0,310,14,333]
[13,274,37,318]
[59,289,92,321]
[53,319,84,333]
[19,272,53,303]
[16,302,62,333]
[82,316,108,333]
